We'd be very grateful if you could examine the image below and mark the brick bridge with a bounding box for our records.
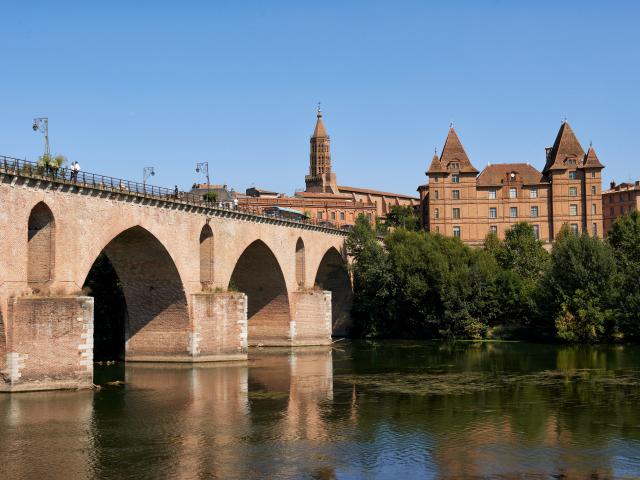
[0,158,353,392]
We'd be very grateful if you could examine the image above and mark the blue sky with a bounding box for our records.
[0,1,638,196]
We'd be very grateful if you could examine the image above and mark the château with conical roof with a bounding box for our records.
[418,121,605,243]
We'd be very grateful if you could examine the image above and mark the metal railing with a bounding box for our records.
[0,155,347,234]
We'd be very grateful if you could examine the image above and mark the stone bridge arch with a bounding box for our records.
[314,247,353,336]
[82,225,190,360]
[228,239,291,346]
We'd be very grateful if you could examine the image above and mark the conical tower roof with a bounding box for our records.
[582,145,604,169]
[439,127,478,173]
[544,121,585,172]
[312,109,328,138]
[427,151,446,174]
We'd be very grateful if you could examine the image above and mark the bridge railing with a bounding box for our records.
[0,155,347,233]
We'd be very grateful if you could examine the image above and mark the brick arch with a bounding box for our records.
[229,239,291,346]
[199,223,214,287]
[314,247,352,336]
[27,201,56,286]
[295,237,305,288]
[83,225,190,359]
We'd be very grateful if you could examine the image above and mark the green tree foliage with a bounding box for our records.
[384,205,421,231]
[543,233,618,343]
[348,220,636,344]
[608,211,640,338]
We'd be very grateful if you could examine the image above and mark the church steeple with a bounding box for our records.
[305,105,337,193]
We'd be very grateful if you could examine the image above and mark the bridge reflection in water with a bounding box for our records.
[2,342,640,478]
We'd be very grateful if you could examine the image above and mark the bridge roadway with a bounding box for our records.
[0,157,353,392]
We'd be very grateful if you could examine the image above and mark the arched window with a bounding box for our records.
[27,202,55,284]
[199,224,214,286]
[295,238,305,287]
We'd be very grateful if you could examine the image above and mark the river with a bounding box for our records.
[1,341,640,479]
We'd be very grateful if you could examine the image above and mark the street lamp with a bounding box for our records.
[143,166,155,186]
[196,162,211,202]
[32,117,50,157]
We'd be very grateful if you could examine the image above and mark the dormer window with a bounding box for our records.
[448,162,461,170]
[565,158,577,166]
[509,171,517,181]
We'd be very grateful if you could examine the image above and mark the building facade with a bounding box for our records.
[419,122,604,244]
[602,181,640,235]
[238,108,419,227]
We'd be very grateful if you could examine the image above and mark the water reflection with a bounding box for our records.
[1,342,640,479]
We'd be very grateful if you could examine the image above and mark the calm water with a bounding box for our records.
[2,341,640,479]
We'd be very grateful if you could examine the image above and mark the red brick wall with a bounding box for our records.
[2,296,93,392]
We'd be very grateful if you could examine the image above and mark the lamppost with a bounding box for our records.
[32,117,50,157]
[196,162,211,202]
[143,167,155,191]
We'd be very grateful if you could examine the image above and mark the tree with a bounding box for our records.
[543,233,619,343]
[495,222,549,279]
[607,211,640,338]
[384,205,421,232]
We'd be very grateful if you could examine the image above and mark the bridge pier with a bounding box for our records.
[0,296,94,392]
[290,290,333,346]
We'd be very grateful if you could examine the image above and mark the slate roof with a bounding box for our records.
[476,163,547,186]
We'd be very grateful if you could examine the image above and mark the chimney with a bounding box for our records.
[635,181,640,186]
[545,147,552,160]
[610,181,616,189]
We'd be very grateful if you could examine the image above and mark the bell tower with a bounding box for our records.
[305,105,338,193]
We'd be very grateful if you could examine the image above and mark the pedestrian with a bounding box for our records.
[71,161,81,182]
[174,185,179,199]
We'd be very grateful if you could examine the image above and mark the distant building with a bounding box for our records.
[602,181,640,234]
[237,108,419,227]
[420,122,604,244]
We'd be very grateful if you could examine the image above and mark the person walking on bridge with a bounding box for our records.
[71,161,81,182]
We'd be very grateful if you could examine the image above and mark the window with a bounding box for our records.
[569,187,577,197]
[509,188,517,199]
[340,212,345,220]
[489,207,497,219]
[434,208,439,219]
[488,189,497,199]
[571,223,579,235]
[592,223,598,236]
[620,206,625,214]
[433,176,439,183]
[510,207,518,218]
[452,208,460,219]
[452,190,460,200]
[317,211,323,219]
[591,171,596,178]
[453,226,461,238]
[366,213,372,221]
[331,211,336,220]
[591,204,596,215]
[591,186,596,195]
[533,224,539,240]
[610,207,614,216]
[434,190,439,200]
[530,188,538,199]
[569,204,578,216]
[452,174,460,184]
[435,226,440,233]
[489,225,498,235]
[569,171,577,180]
[530,206,538,217]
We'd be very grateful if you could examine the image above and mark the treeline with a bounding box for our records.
[347,211,640,343]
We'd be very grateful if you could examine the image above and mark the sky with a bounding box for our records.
[0,1,638,196]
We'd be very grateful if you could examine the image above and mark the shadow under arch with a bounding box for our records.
[83,225,190,361]
[27,201,55,286]
[314,247,353,336]
[229,240,291,346]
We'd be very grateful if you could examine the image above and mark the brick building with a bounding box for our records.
[602,181,640,234]
[418,122,604,244]
[238,108,419,227]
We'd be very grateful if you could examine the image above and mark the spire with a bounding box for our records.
[312,103,328,138]
[439,126,478,173]
[543,121,585,172]
[583,144,604,169]
[427,150,446,174]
